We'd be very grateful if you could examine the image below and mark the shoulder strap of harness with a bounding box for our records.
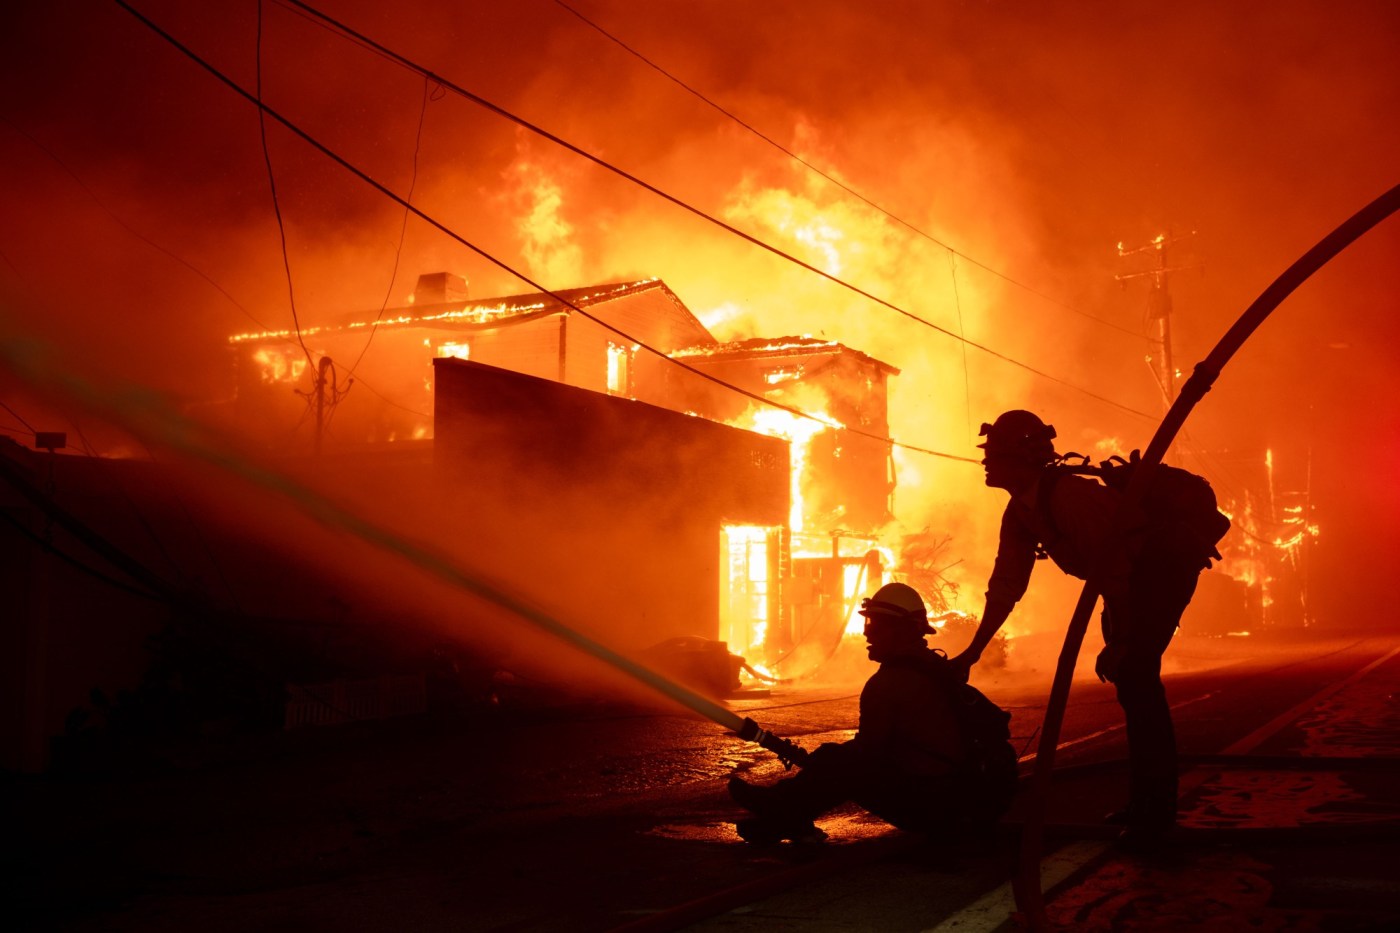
[1033,467,1062,560]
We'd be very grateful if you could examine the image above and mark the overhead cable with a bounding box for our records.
[342,74,435,383]
[115,0,976,463]
[0,111,426,416]
[271,0,1154,422]
[0,399,37,435]
[0,113,275,336]
[0,445,181,602]
[0,508,167,602]
[256,0,315,375]
[552,0,1141,339]
[948,252,973,443]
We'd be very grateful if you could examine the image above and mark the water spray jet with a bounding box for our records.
[0,332,808,767]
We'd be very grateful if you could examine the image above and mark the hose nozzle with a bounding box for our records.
[738,716,810,770]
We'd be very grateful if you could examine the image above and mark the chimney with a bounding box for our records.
[412,272,469,306]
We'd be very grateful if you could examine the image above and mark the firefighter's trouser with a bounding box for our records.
[752,742,968,835]
[1102,546,1201,829]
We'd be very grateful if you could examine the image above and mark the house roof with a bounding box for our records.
[227,279,714,347]
[671,336,900,375]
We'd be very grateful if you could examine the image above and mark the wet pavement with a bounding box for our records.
[5,631,1398,931]
[687,635,1400,932]
[1038,642,1400,932]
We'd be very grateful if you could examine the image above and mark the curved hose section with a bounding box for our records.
[1013,183,1400,931]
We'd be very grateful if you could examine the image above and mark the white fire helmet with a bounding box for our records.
[859,582,933,632]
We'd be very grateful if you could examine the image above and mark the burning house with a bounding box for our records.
[227,275,716,448]
[665,337,898,535]
[7,270,912,768]
[432,356,788,656]
[662,338,899,676]
[223,274,906,681]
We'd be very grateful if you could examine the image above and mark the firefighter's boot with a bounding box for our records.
[734,816,827,845]
[728,776,786,817]
[729,776,826,845]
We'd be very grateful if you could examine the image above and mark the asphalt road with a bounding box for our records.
[7,629,1396,931]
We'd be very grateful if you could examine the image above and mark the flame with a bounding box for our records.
[763,366,803,386]
[251,347,308,385]
[733,406,842,533]
[606,343,637,396]
[793,217,845,275]
[721,524,772,655]
[1213,471,1321,630]
[721,391,875,667]
[834,561,882,637]
[503,157,583,285]
[724,183,854,276]
[745,661,775,681]
[437,341,471,361]
[697,301,745,332]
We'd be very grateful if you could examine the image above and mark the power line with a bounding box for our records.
[63,415,97,456]
[1176,435,1251,505]
[269,0,1154,422]
[0,400,37,435]
[346,75,432,380]
[331,73,437,429]
[3,111,427,425]
[0,112,276,335]
[0,443,182,601]
[2,110,405,416]
[551,0,1141,340]
[115,0,979,463]
[0,445,368,726]
[256,0,314,377]
[948,252,972,444]
[0,508,167,601]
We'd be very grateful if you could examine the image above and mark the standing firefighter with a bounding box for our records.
[950,410,1221,849]
[728,582,1018,844]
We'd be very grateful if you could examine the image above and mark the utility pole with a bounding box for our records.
[314,356,332,455]
[297,355,343,455]
[1115,231,1198,409]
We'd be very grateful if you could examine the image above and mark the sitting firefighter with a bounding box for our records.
[728,582,1017,844]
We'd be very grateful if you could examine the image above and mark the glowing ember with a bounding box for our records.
[672,337,842,359]
[228,280,665,345]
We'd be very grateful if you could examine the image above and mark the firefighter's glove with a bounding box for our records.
[767,735,809,770]
[1095,642,1128,684]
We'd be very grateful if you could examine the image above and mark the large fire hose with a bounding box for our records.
[0,353,811,778]
[1012,182,1400,931]
[736,717,813,768]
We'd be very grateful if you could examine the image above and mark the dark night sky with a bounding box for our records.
[2,0,1397,628]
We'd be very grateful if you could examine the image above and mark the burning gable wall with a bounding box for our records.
[666,338,899,536]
